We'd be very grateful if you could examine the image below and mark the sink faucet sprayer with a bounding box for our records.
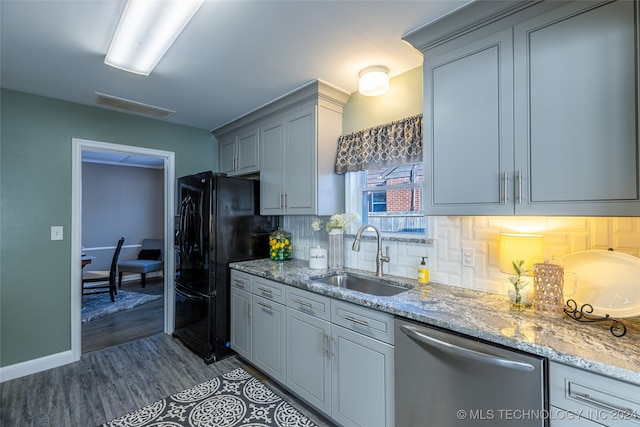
[352,224,390,277]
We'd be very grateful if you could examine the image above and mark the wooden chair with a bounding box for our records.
[82,237,125,302]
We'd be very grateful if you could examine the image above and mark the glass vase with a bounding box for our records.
[328,229,344,269]
[269,228,292,261]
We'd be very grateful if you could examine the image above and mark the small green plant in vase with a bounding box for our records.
[508,260,529,311]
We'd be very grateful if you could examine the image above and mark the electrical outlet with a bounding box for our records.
[51,226,63,241]
[462,248,475,267]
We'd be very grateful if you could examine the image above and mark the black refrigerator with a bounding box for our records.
[174,171,277,363]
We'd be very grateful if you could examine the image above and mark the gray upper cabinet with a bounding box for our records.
[514,0,639,215]
[260,104,317,215]
[405,0,640,216]
[426,29,514,215]
[213,80,349,215]
[216,127,259,176]
[259,81,349,216]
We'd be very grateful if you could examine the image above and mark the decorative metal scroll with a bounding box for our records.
[564,299,627,337]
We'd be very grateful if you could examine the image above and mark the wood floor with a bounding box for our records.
[2,277,335,426]
[82,276,164,353]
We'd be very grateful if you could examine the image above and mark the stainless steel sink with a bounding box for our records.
[313,273,409,297]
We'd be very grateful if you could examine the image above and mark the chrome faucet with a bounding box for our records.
[352,224,390,277]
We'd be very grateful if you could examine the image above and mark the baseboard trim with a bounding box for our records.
[83,272,164,288]
[0,350,75,383]
[121,271,164,282]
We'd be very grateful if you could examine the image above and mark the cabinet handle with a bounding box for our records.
[233,278,246,288]
[503,172,508,205]
[345,316,369,327]
[257,301,272,310]
[284,193,288,209]
[279,193,284,210]
[321,331,328,356]
[517,170,522,204]
[257,286,272,294]
[573,393,640,420]
[292,299,312,308]
[331,336,336,358]
[246,300,251,318]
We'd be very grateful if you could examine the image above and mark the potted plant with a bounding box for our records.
[508,259,530,311]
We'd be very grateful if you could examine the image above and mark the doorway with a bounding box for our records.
[71,138,175,362]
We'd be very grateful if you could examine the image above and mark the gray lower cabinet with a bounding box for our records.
[231,270,395,426]
[286,304,332,416]
[549,361,640,427]
[252,294,286,384]
[251,277,286,384]
[549,407,602,427]
[230,271,253,360]
[331,324,394,427]
[330,300,395,427]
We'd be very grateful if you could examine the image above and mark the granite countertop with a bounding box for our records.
[230,258,640,386]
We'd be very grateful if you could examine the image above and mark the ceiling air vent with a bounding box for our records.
[95,92,175,119]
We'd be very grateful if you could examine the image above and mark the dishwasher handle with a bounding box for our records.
[399,324,535,372]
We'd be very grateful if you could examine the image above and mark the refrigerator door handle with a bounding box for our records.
[399,324,535,372]
[175,286,205,301]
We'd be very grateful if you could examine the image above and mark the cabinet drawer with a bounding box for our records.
[253,276,286,304]
[331,300,394,344]
[286,287,331,321]
[550,361,640,427]
[230,270,252,290]
[549,406,603,427]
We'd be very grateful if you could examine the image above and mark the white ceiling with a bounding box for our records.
[0,0,471,132]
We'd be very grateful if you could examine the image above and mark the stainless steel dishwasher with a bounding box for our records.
[395,317,547,426]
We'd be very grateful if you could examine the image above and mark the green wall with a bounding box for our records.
[342,66,422,133]
[0,66,422,368]
[0,89,216,367]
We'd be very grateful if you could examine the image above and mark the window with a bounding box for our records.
[347,163,426,235]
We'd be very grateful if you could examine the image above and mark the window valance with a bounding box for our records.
[335,114,423,174]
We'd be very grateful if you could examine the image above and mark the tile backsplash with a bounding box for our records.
[283,216,640,295]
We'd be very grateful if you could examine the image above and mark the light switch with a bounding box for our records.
[51,226,63,241]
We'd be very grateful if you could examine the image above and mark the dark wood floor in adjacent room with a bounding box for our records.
[82,276,164,354]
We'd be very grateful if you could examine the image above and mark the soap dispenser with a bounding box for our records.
[418,256,429,284]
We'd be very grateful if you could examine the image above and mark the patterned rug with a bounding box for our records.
[82,290,162,323]
[101,367,319,427]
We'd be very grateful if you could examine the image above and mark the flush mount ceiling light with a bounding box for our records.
[359,66,389,96]
[105,0,204,75]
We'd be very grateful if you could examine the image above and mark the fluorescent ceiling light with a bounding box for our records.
[105,0,204,76]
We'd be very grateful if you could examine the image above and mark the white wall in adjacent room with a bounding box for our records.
[82,162,164,270]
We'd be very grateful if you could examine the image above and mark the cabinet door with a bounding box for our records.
[230,287,252,360]
[252,295,286,384]
[425,29,514,215]
[514,0,640,215]
[260,118,286,215]
[219,135,237,175]
[331,324,394,427]
[283,105,316,214]
[236,128,260,175]
[549,407,602,427]
[286,307,331,416]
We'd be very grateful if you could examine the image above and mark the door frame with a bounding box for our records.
[71,138,175,361]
